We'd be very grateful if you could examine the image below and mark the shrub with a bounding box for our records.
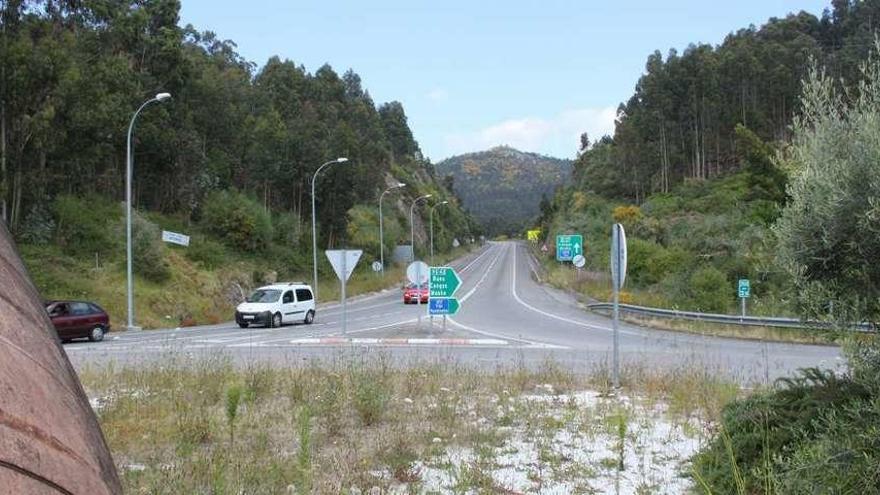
[688,266,729,313]
[692,368,877,493]
[611,205,642,226]
[17,203,55,245]
[185,236,228,269]
[131,213,170,282]
[52,194,121,256]
[201,190,273,252]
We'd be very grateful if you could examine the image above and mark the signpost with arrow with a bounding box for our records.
[428,266,462,330]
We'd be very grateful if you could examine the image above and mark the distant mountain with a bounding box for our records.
[436,146,572,235]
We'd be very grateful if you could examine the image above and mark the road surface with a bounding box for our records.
[66,242,841,383]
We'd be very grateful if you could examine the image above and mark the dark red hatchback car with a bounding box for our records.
[46,301,110,342]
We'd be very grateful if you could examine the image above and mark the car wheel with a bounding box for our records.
[304,310,315,325]
[238,322,249,329]
[272,312,282,328]
[88,326,105,342]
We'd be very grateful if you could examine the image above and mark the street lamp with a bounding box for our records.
[311,157,349,297]
[379,182,406,276]
[430,200,449,265]
[125,92,171,331]
[409,194,432,264]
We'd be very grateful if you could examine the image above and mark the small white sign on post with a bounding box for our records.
[452,238,460,248]
[161,230,190,247]
[325,249,363,334]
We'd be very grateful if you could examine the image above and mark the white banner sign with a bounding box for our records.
[161,230,190,247]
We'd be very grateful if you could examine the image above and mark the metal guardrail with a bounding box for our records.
[586,302,874,332]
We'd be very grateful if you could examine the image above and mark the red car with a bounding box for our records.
[403,283,429,304]
[46,301,110,343]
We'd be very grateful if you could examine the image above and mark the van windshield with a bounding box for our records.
[246,289,281,303]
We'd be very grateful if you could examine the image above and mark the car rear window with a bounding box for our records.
[295,289,313,302]
[70,302,92,315]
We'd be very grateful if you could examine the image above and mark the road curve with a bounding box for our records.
[66,241,841,383]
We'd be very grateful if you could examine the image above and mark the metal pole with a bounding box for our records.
[342,252,347,335]
[741,297,746,321]
[379,191,385,277]
[430,207,434,266]
[612,224,620,390]
[311,158,348,299]
[125,95,167,331]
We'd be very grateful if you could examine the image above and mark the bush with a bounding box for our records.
[688,266,729,313]
[17,203,55,245]
[692,368,878,493]
[131,213,170,282]
[201,190,273,252]
[52,194,122,256]
[185,236,229,269]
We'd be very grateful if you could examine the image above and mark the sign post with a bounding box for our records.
[428,266,462,330]
[610,224,627,390]
[407,261,429,327]
[325,249,363,334]
[738,279,750,320]
[556,234,583,262]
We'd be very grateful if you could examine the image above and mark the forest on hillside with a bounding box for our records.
[0,0,471,249]
[574,0,880,202]
[437,146,570,235]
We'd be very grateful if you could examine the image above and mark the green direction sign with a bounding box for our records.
[738,279,750,298]
[428,297,460,316]
[429,266,462,298]
[556,234,583,262]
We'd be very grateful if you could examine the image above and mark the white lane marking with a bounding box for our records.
[287,337,510,346]
[510,243,641,336]
[444,315,566,349]
[459,244,496,273]
[458,244,506,304]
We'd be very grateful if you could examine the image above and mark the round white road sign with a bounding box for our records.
[406,261,429,285]
[573,254,586,268]
[372,261,382,272]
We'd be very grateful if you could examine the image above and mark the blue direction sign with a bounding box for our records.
[556,234,583,262]
[428,297,460,316]
[738,279,750,298]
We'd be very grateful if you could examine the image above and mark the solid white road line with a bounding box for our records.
[510,243,641,336]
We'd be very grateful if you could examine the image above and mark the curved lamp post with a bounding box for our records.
[311,157,349,297]
[126,92,171,331]
[430,200,449,265]
[379,182,406,276]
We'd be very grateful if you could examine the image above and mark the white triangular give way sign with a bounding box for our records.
[325,250,363,282]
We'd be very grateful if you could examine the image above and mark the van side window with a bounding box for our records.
[283,291,294,304]
[295,289,313,302]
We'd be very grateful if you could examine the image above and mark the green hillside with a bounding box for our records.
[1,1,476,328]
[436,146,571,235]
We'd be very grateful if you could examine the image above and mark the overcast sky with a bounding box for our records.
[180,0,829,161]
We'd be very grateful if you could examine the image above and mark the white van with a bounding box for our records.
[235,283,316,328]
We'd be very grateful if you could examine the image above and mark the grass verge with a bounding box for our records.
[79,355,741,494]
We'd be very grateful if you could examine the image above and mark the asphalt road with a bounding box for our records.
[66,242,842,383]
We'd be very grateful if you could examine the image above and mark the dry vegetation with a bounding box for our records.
[79,355,741,494]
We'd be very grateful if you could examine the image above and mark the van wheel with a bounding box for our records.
[88,326,105,342]
[304,310,315,325]
[272,312,282,328]
[238,323,249,329]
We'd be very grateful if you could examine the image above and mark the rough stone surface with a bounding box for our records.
[0,222,121,494]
